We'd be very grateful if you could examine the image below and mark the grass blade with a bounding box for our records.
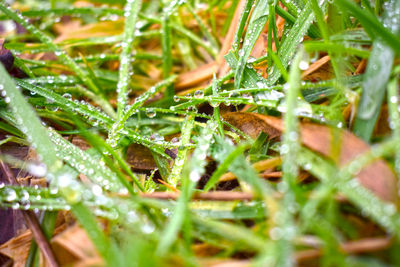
[234,0,269,89]
[353,0,400,142]
[116,0,142,119]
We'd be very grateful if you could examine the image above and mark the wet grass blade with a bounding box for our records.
[298,145,400,236]
[335,0,400,54]
[234,0,269,89]
[167,115,195,187]
[353,0,400,142]
[0,3,116,118]
[232,0,255,51]
[0,65,62,175]
[116,0,142,119]
[0,64,117,263]
[267,1,316,85]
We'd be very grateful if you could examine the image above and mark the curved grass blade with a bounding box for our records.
[0,66,62,175]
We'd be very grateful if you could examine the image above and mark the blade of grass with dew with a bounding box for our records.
[179,94,279,109]
[116,0,142,119]
[15,80,169,155]
[234,0,269,89]
[258,49,304,266]
[16,80,114,125]
[47,130,124,192]
[204,141,250,191]
[20,7,123,18]
[167,115,195,187]
[0,64,118,263]
[0,185,68,210]
[0,4,116,118]
[335,0,400,54]
[232,0,255,51]
[161,12,173,98]
[109,75,176,148]
[0,66,62,175]
[353,0,400,142]
[387,78,400,177]
[297,145,400,235]
[304,41,371,58]
[267,1,317,85]
[157,119,214,255]
[211,74,225,136]
[225,51,270,88]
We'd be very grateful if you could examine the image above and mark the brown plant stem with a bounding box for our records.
[0,151,59,267]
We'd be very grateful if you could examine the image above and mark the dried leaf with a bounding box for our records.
[126,143,157,171]
[51,224,100,266]
[0,230,31,267]
[175,62,217,91]
[223,112,398,202]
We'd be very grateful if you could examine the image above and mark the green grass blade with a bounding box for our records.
[167,115,195,187]
[267,1,316,85]
[0,3,116,118]
[353,0,400,142]
[116,0,142,119]
[335,0,400,54]
[232,0,255,51]
[387,78,400,177]
[0,65,62,174]
[234,0,269,89]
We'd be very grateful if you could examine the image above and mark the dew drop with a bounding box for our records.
[27,163,47,177]
[145,108,156,118]
[299,60,309,70]
[194,90,204,98]
[5,188,17,202]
